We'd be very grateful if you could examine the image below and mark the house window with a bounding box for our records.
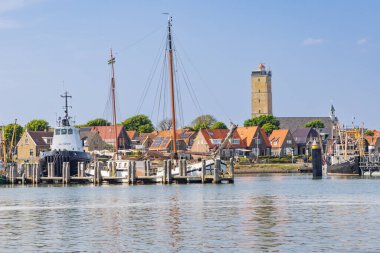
[210,139,222,145]
[230,139,240,145]
[47,138,52,145]
[25,138,29,145]
[29,149,34,157]
[255,139,262,144]
[55,129,60,135]
[258,99,260,103]
[286,140,292,144]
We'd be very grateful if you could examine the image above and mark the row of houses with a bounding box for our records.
[16,124,322,162]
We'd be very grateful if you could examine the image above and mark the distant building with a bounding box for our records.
[91,125,131,150]
[291,128,320,155]
[17,131,53,162]
[149,129,196,153]
[269,129,297,156]
[277,117,334,140]
[251,63,272,118]
[236,126,271,156]
[80,129,108,152]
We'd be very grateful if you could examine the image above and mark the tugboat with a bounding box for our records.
[40,92,92,176]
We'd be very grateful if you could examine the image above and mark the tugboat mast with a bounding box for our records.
[60,91,72,127]
[167,16,178,159]
[108,49,118,155]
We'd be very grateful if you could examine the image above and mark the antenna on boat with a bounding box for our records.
[108,48,119,155]
[60,91,72,127]
[167,15,178,160]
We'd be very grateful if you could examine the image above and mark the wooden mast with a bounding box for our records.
[108,49,118,155]
[9,119,17,162]
[167,16,178,159]
[1,126,7,164]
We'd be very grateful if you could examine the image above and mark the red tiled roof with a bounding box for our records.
[91,125,125,140]
[126,130,138,140]
[199,129,243,149]
[269,129,290,148]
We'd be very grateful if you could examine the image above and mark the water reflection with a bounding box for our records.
[1,176,380,252]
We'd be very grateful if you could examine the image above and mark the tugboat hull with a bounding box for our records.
[40,150,91,176]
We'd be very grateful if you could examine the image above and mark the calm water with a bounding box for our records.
[1,175,380,252]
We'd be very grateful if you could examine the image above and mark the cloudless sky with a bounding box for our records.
[0,0,379,128]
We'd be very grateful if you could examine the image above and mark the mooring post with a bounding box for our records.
[201,159,206,184]
[62,162,70,184]
[179,159,184,177]
[229,157,234,178]
[144,160,148,176]
[10,165,17,184]
[147,160,152,176]
[183,159,187,177]
[213,159,221,184]
[167,159,172,184]
[35,163,41,184]
[131,161,136,185]
[127,160,132,184]
[163,160,168,184]
[26,163,31,180]
[93,163,98,184]
[312,140,322,179]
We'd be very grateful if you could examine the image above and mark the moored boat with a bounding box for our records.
[40,92,92,176]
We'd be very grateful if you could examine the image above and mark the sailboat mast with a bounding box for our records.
[109,49,118,154]
[167,16,178,159]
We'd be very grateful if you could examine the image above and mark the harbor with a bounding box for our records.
[3,159,234,185]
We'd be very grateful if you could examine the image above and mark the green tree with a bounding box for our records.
[210,121,227,130]
[244,115,280,128]
[304,120,325,129]
[364,130,374,136]
[122,115,154,134]
[3,123,23,147]
[24,119,50,131]
[261,122,277,135]
[244,115,280,135]
[86,118,110,126]
[192,114,217,130]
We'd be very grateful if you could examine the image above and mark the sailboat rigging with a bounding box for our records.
[167,16,178,159]
[108,49,119,155]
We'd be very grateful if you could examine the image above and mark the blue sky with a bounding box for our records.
[0,0,379,128]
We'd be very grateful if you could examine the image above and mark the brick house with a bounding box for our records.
[17,130,53,162]
[190,129,243,158]
[269,129,297,156]
[91,125,131,150]
[236,126,271,157]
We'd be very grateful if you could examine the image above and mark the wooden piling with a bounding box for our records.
[183,160,187,177]
[201,159,206,184]
[179,159,184,177]
[167,159,172,184]
[127,160,132,184]
[229,158,234,178]
[62,162,70,184]
[213,159,221,184]
[144,160,148,176]
[93,162,103,185]
[163,160,168,184]
[33,163,40,184]
[147,160,151,176]
[26,163,32,180]
[131,161,136,185]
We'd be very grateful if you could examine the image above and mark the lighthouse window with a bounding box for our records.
[61,129,67,135]
[55,129,60,135]
[68,129,73,135]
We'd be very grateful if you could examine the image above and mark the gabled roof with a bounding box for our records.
[199,129,243,149]
[278,117,333,137]
[291,128,319,144]
[91,125,126,140]
[23,131,53,146]
[269,129,291,148]
[236,126,271,148]
[126,130,138,140]
[149,129,195,150]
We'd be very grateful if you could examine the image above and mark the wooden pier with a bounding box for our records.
[359,155,380,175]
[3,158,234,185]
